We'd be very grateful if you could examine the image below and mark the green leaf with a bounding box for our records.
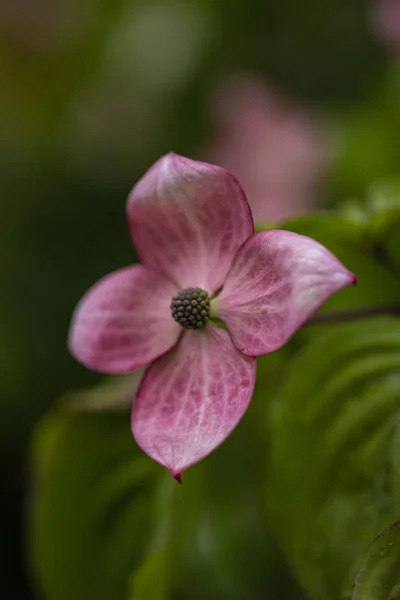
[386,228,400,274]
[61,372,142,413]
[380,183,400,272]
[267,318,400,600]
[30,351,297,600]
[352,521,400,600]
[280,212,367,245]
[339,180,400,253]
[130,549,170,600]
[128,476,177,600]
[331,66,400,199]
[29,388,164,600]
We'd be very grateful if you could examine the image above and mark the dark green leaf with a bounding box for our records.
[352,521,400,600]
[29,391,163,600]
[267,318,400,600]
[30,351,296,600]
[128,476,177,600]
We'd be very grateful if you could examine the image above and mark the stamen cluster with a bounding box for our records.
[170,287,210,330]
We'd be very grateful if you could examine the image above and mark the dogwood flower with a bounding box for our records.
[207,75,332,222]
[372,0,400,54]
[69,153,355,481]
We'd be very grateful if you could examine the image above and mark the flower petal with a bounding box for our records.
[127,153,254,293]
[214,230,356,356]
[69,265,181,373]
[131,324,256,478]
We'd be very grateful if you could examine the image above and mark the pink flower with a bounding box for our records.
[207,75,332,223]
[69,153,355,480]
[372,0,400,54]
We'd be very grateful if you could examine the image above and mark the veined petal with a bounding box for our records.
[131,324,256,478]
[214,230,356,356]
[69,265,181,373]
[127,153,254,293]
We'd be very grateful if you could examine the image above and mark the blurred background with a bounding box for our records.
[1,1,400,599]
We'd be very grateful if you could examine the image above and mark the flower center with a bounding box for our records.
[170,287,211,330]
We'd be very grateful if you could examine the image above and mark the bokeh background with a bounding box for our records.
[1,1,400,599]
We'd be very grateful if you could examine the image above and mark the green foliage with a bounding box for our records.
[30,402,164,600]
[333,67,400,201]
[30,352,298,600]
[267,318,400,600]
[352,521,400,600]
[259,203,400,323]
[30,194,400,600]
[0,0,130,151]
[127,475,176,600]
[3,0,400,597]
[280,212,400,314]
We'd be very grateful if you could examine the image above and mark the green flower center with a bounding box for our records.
[170,287,211,330]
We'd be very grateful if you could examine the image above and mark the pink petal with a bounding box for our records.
[131,324,256,478]
[127,153,254,293]
[214,230,356,356]
[69,265,181,373]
